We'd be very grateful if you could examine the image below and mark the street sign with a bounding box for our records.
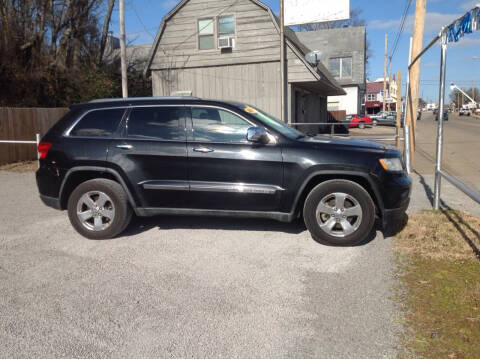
[284,0,350,26]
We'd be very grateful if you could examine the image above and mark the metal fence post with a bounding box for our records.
[403,37,413,174]
[36,133,40,168]
[434,38,447,210]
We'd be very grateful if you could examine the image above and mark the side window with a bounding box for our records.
[127,107,185,141]
[218,15,235,38]
[70,109,124,137]
[198,18,215,50]
[191,107,252,143]
[329,57,353,78]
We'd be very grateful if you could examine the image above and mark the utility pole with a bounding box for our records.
[396,70,402,148]
[280,0,288,123]
[119,0,128,98]
[388,58,392,111]
[383,34,388,112]
[405,0,426,168]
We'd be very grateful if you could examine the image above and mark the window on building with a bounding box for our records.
[70,109,125,137]
[127,107,185,141]
[366,94,376,101]
[218,15,235,38]
[329,57,353,78]
[198,18,215,50]
[191,107,251,143]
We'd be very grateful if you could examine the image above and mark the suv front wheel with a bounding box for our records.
[303,180,375,246]
[67,179,132,239]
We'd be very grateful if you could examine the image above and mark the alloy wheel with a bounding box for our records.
[315,192,363,238]
[76,191,115,231]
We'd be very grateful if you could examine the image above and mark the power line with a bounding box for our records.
[389,0,413,64]
[128,1,156,40]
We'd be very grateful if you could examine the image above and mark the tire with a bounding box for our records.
[373,120,378,126]
[358,122,365,129]
[303,180,375,246]
[67,179,132,239]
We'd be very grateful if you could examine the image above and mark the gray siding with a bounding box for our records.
[151,0,280,70]
[287,46,316,83]
[152,62,281,117]
[296,27,366,88]
[150,0,317,83]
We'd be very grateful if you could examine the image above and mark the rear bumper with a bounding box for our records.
[39,194,62,210]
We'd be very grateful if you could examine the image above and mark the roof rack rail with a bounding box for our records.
[88,96,200,103]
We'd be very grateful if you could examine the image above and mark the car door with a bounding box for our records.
[107,105,189,208]
[186,105,284,211]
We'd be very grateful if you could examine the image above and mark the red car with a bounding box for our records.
[342,114,373,129]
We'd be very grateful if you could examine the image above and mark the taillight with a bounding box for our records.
[37,142,52,159]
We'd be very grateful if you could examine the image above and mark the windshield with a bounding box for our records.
[236,105,304,139]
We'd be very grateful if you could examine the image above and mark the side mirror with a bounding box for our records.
[247,126,270,144]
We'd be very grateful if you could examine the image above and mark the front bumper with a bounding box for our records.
[383,199,410,228]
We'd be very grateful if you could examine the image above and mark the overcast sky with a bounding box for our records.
[111,0,480,104]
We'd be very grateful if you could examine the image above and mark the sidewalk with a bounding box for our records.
[409,173,480,216]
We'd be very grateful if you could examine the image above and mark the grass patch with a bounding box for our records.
[395,210,480,358]
[395,210,480,260]
[0,160,37,172]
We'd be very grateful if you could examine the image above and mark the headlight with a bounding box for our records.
[379,157,403,171]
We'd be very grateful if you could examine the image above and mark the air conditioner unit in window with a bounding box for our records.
[218,36,234,49]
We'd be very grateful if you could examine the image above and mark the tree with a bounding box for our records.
[0,0,121,107]
[418,98,427,108]
[98,0,116,65]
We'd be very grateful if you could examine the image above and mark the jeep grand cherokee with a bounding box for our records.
[36,97,411,246]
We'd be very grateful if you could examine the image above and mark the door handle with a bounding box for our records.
[116,144,133,150]
[193,147,214,153]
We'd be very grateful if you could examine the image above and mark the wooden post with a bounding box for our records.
[383,34,388,112]
[405,0,427,168]
[119,0,128,98]
[396,71,402,148]
[280,0,288,123]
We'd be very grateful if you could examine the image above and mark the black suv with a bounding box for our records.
[36,97,411,246]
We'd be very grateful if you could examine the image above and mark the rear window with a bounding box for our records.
[127,107,185,141]
[70,109,125,137]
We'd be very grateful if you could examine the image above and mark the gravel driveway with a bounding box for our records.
[0,171,400,358]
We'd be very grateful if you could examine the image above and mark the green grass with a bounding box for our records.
[395,211,480,359]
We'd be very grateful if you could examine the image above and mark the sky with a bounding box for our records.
[110,0,480,104]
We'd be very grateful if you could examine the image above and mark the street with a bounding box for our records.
[415,112,480,193]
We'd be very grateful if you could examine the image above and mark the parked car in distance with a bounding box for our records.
[435,110,449,121]
[370,111,391,121]
[374,114,398,127]
[459,107,471,116]
[341,114,373,129]
[36,97,411,246]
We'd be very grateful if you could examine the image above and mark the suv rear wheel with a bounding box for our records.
[67,179,132,239]
[303,180,375,246]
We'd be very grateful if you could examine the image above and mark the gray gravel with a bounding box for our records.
[1,172,403,358]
